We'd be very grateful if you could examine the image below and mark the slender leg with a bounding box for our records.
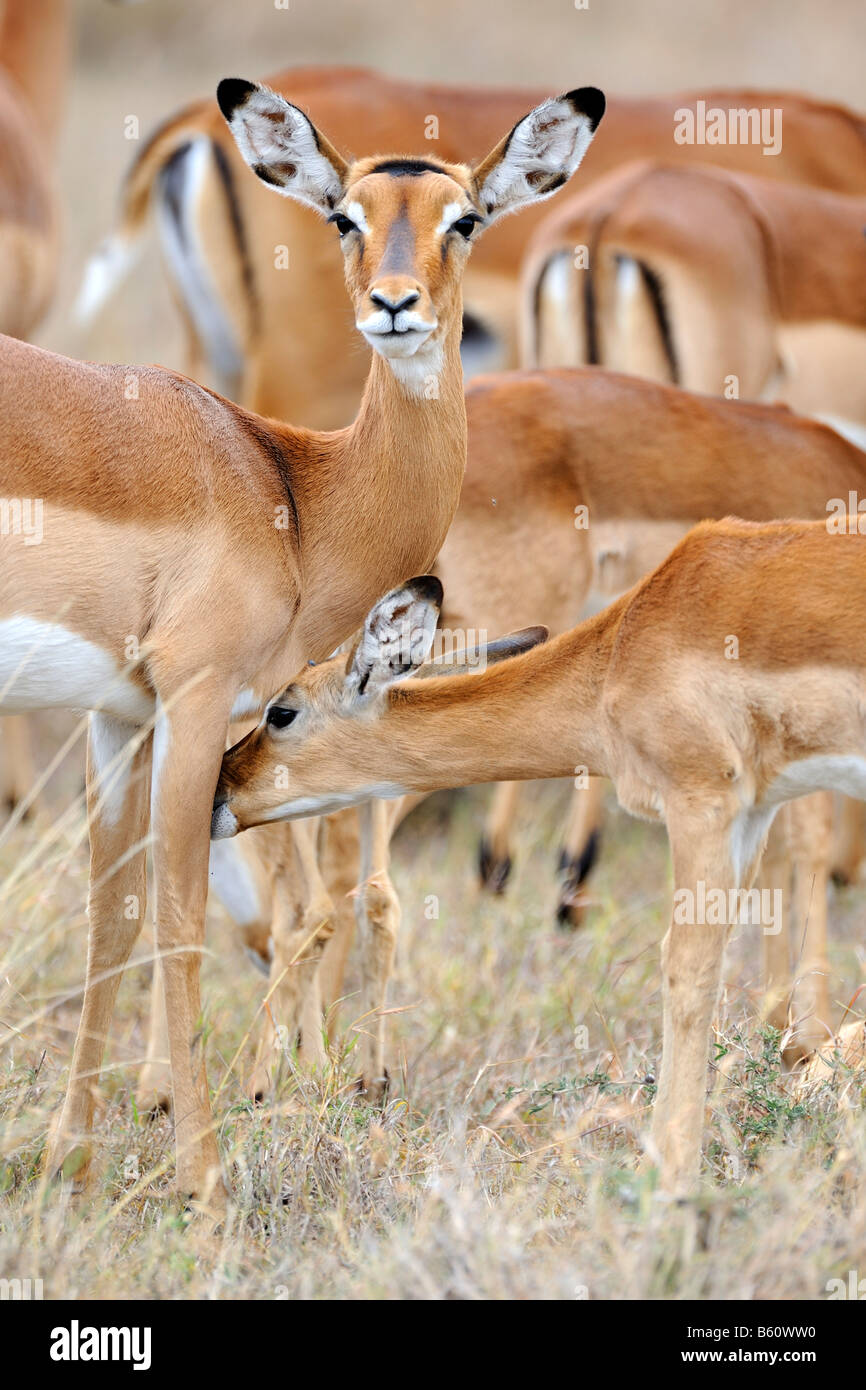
[149,685,234,1208]
[317,809,361,1019]
[830,794,866,886]
[249,821,334,1095]
[247,848,304,1099]
[787,792,833,1060]
[208,827,275,970]
[355,798,401,1101]
[479,780,520,892]
[760,807,793,1033]
[288,818,334,1064]
[138,951,172,1114]
[46,715,151,1185]
[0,714,38,814]
[651,805,757,1193]
[141,829,276,1113]
[556,776,606,929]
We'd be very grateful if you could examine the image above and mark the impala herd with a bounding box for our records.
[1,1,865,1220]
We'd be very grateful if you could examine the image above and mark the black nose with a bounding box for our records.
[370,289,420,315]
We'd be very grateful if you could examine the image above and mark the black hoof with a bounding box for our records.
[356,1068,390,1105]
[556,827,600,885]
[478,838,512,894]
[555,894,586,931]
[142,1096,172,1121]
[555,829,601,931]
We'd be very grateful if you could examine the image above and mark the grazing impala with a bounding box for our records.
[187,370,866,1099]
[0,74,602,1208]
[80,69,866,426]
[522,161,866,436]
[211,519,866,1191]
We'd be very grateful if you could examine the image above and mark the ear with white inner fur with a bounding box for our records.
[217,78,349,215]
[472,88,605,224]
[346,577,444,700]
[415,625,549,679]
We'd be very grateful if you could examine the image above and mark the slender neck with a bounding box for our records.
[354,610,621,794]
[1,0,69,153]
[287,320,467,657]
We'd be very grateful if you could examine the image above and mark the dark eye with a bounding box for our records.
[266,706,298,729]
[451,215,478,239]
[333,214,357,237]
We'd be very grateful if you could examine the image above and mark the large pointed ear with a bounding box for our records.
[217,78,350,215]
[345,577,444,701]
[416,625,549,679]
[472,88,604,225]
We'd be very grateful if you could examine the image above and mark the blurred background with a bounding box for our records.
[47,0,866,365]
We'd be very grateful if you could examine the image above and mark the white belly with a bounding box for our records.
[0,616,154,722]
[766,755,866,805]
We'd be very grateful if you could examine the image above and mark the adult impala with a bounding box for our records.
[80,69,866,427]
[211,520,866,1192]
[0,75,602,1208]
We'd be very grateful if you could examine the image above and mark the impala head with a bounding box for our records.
[211,577,547,838]
[217,78,604,379]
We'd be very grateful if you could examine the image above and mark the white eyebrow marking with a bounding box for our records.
[435,201,464,236]
[346,200,370,233]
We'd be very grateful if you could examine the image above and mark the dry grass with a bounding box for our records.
[1,776,864,1300]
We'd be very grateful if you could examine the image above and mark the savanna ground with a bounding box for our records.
[2,0,866,1305]
[1,760,864,1299]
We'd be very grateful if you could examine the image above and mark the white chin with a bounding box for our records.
[363,330,432,360]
